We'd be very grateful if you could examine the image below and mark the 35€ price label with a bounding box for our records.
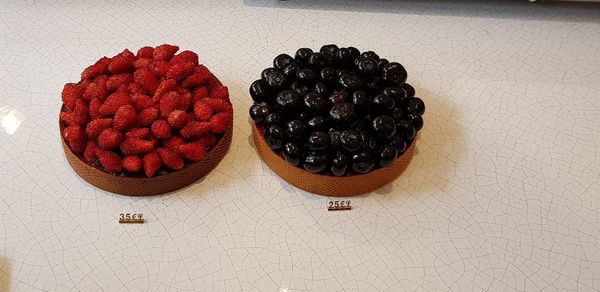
[119,213,144,224]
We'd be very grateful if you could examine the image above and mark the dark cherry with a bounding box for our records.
[249,102,270,123]
[406,97,425,115]
[320,44,339,60]
[365,76,385,93]
[371,94,395,111]
[283,142,302,166]
[361,51,379,60]
[347,47,360,58]
[303,151,327,173]
[330,151,348,176]
[401,83,415,98]
[396,120,416,141]
[338,73,363,90]
[352,152,375,174]
[282,63,299,78]
[319,67,337,83]
[360,132,378,154]
[314,82,329,96]
[249,79,270,102]
[383,87,408,103]
[376,58,389,71]
[261,67,278,80]
[335,48,352,67]
[352,91,368,107]
[264,125,284,149]
[372,115,396,138]
[295,48,314,65]
[339,130,361,152]
[264,113,282,126]
[276,90,302,111]
[296,68,317,83]
[266,70,287,89]
[308,52,328,69]
[391,107,405,122]
[291,81,310,96]
[391,136,407,154]
[303,92,329,114]
[379,145,397,167]
[284,119,307,141]
[406,113,423,131]
[329,103,356,124]
[329,130,341,149]
[328,89,350,104]
[381,62,407,85]
[307,116,327,130]
[273,54,295,70]
[307,131,330,150]
[355,57,378,75]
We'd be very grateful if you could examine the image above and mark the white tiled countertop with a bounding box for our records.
[1,0,600,291]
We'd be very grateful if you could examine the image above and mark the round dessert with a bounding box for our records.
[249,45,424,196]
[60,44,233,196]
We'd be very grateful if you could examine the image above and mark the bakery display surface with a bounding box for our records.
[2,0,600,291]
[58,45,233,195]
[249,46,424,195]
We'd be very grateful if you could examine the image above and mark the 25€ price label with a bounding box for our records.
[328,200,352,211]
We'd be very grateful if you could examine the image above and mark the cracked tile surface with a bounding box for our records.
[1,0,600,291]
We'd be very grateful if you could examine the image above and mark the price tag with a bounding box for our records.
[119,213,144,224]
[327,200,352,211]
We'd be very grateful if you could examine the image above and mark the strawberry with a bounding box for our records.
[180,121,211,140]
[137,46,154,59]
[108,50,134,74]
[125,127,151,139]
[149,60,169,77]
[202,98,233,113]
[143,151,161,177]
[97,128,123,150]
[210,85,229,101]
[139,106,159,126]
[192,86,209,102]
[153,79,177,102]
[167,110,191,129]
[169,50,199,65]
[83,140,98,163]
[205,73,222,89]
[157,147,184,170]
[100,92,131,116]
[123,155,143,172]
[166,62,195,80]
[131,94,153,111]
[153,44,179,61]
[106,73,133,91]
[163,135,185,149]
[61,83,82,111]
[127,82,145,95]
[159,91,181,117]
[133,68,159,94]
[151,120,171,140]
[83,80,108,102]
[193,134,217,148]
[95,148,123,173]
[114,105,137,131]
[182,66,211,88]
[120,138,154,155]
[193,101,213,121]
[60,99,88,126]
[81,57,111,80]
[89,98,102,119]
[210,112,233,134]
[63,126,86,154]
[177,143,206,161]
[85,118,113,139]
[133,58,152,70]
